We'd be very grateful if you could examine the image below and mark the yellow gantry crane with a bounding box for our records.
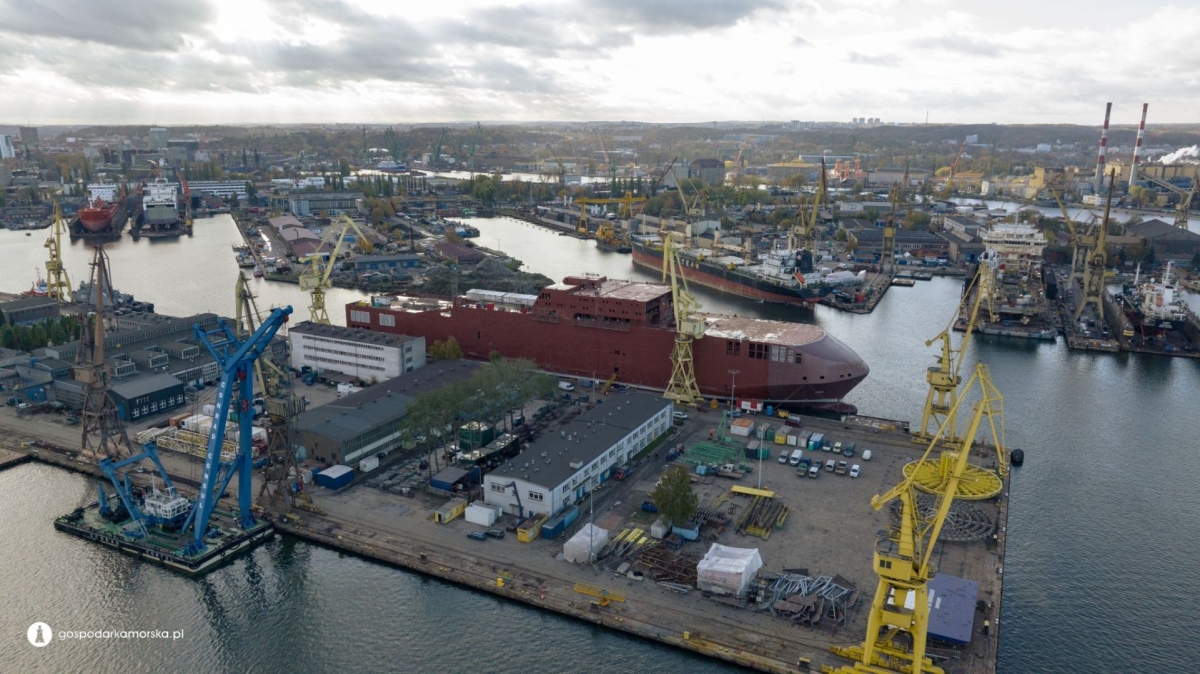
[299,215,371,324]
[824,363,1006,674]
[44,201,72,303]
[915,255,998,445]
[575,195,647,237]
[661,232,705,407]
[1027,169,1113,321]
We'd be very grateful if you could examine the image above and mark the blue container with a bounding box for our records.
[766,405,775,417]
[671,524,700,541]
[561,505,580,528]
[696,465,707,476]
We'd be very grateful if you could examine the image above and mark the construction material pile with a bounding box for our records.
[635,546,699,585]
[757,573,859,627]
[891,493,995,542]
[738,495,789,540]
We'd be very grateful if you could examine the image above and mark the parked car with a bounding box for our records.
[558,381,576,391]
[778,452,789,464]
[673,410,689,420]
[807,464,821,478]
[485,529,505,539]
[862,449,873,461]
[835,461,848,475]
[467,531,489,541]
[850,464,861,478]
[832,441,843,454]
[825,459,835,472]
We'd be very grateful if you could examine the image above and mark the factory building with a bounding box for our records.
[689,158,725,186]
[354,254,422,274]
[295,361,483,467]
[1124,219,1200,263]
[483,392,673,519]
[0,135,16,159]
[867,167,930,187]
[0,297,61,326]
[288,190,363,216]
[186,181,249,200]
[852,229,949,262]
[289,321,425,382]
[108,372,187,422]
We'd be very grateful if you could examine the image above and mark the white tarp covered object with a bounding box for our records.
[563,523,609,563]
[696,543,763,597]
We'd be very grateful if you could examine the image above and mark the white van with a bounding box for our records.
[789,449,804,466]
[558,381,575,391]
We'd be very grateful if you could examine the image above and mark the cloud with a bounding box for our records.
[594,0,783,33]
[0,0,216,51]
[920,35,1008,57]
[792,36,810,47]
[847,51,899,67]
[438,5,632,57]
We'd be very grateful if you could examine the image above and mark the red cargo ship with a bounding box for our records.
[346,274,869,406]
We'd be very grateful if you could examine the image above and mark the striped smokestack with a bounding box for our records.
[1094,102,1111,193]
[1129,103,1148,184]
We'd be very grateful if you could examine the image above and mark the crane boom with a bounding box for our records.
[300,215,371,324]
[181,306,292,555]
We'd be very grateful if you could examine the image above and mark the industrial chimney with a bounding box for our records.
[1129,103,1148,185]
[1094,102,1111,194]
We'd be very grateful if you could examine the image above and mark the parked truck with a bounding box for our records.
[789,448,804,466]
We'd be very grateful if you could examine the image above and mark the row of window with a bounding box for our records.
[746,342,802,364]
[349,309,371,323]
[300,333,388,353]
[379,314,395,327]
[304,354,386,372]
[129,395,184,420]
[301,343,386,362]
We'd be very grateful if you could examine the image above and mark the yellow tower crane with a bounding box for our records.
[880,161,908,270]
[44,201,72,303]
[299,215,370,324]
[662,232,705,407]
[1074,176,1117,322]
[915,254,998,445]
[824,363,1005,674]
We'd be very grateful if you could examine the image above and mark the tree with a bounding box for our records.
[370,207,384,225]
[339,158,350,177]
[649,465,697,528]
[902,211,932,231]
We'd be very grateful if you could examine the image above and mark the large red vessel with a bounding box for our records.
[77,198,118,232]
[346,274,869,406]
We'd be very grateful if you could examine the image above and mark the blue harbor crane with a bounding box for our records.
[178,306,292,555]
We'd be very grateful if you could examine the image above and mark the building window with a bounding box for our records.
[350,309,371,323]
[748,343,768,360]
[379,314,395,327]
[490,483,506,493]
[726,340,741,356]
[528,491,544,502]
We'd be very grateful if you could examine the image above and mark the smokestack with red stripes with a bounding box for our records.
[1129,103,1148,185]
[1094,102,1111,193]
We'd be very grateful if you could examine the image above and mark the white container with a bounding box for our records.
[465,503,497,527]
[786,433,798,447]
[359,456,380,473]
[202,404,216,416]
[650,517,668,539]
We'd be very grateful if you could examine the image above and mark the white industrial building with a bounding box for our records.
[484,392,673,518]
[289,321,425,382]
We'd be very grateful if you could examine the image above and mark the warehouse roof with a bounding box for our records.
[290,321,418,346]
[491,392,671,489]
[111,373,185,400]
[295,361,483,442]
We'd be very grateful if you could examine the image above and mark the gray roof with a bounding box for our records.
[295,361,483,443]
[1128,219,1200,242]
[289,320,419,347]
[491,392,671,489]
[111,372,184,400]
[0,296,58,311]
[355,254,421,264]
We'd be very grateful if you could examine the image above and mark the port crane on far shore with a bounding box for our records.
[824,363,1005,674]
[44,202,72,303]
[299,215,369,324]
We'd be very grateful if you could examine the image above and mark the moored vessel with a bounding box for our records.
[346,274,868,407]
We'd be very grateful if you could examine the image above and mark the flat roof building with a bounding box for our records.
[289,320,425,382]
[295,360,483,467]
[288,190,363,216]
[483,392,672,519]
[0,297,60,326]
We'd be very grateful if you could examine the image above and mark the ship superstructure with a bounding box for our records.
[142,177,181,228]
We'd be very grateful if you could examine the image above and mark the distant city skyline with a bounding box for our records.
[1,0,1197,126]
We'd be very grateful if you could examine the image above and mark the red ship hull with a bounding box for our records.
[631,246,823,306]
[347,300,868,405]
[77,202,118,232]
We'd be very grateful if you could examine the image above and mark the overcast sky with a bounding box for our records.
[1,0,1197,125]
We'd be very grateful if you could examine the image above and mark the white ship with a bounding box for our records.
[1132,262,1190,330]
[142,177,180,227]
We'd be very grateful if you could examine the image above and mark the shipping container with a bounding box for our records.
[458,421,496,450]
[786,432,799,446]
[465,503,499,527]
[315,465,354,490]
[671,524,700,541]
[541,505,579,540]
[516,514,548,542]
[359,455,380,473]
[773,425,787,445]
[650,517,669,539]
[808,432,825,451]
[434,497,467,524]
